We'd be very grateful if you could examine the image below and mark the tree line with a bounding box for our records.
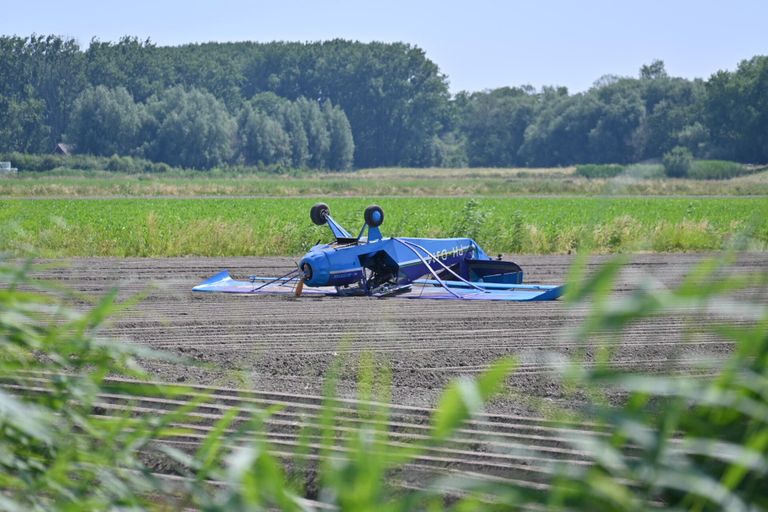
[66,86,353,170]
[0,35,766,169]
[455,58,768,167]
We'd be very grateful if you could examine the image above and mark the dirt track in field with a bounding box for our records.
[26,253,768,490]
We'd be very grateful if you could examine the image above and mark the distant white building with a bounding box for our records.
[0,161,18,175]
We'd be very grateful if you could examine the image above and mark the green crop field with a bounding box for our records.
[1,197,766,257]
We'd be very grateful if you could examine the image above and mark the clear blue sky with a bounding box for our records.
[3,0,766,93]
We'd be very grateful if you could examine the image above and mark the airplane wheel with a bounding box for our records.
[310,203,330,225]
[364,205,384,227]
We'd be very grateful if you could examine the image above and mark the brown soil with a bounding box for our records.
[26,253,768,489]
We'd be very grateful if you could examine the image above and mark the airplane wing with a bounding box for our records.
[406,279,563,301]
[192,271,332,296]
[193,271,563,301]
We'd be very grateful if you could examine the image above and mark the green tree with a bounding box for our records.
[28,36,85,145]
[142,86,236,169]
[246,91,287,117]
[238,104,291,166]
[640,59,668,80]
[324,100,355,171]
[518,91,602,166]
[459,87,536,167]
[2,35,766,168]
[163,41,246,109]
[587,79,645,163]
[241,40,449,167]
[297,97,331,169]
[67,86,144,156]
[237,94,352,170]
[639,80,705,159]
[84,37,168,103]
[0,35,86,146]
[705,55,768,162]
[662,146,693,177]
[675,121,710,155]
[280,102,309,168]
[0,93,49,152]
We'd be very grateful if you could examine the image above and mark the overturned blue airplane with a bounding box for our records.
[194,203,563,301]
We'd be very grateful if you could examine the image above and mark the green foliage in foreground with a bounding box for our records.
[1,197,766,257]
[1,253,767,510]
[0,261,186,509]
[553,253,768,510]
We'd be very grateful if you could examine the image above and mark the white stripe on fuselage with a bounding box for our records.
[330,267,363,275]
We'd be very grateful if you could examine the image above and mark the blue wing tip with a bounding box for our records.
[193,270,231,292]
[525,284,565,301]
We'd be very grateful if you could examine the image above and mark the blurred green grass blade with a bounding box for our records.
[652,467,748,512]
[679,437,768,475]
[432,357,516,440]
[565,254,628,305]
[720,429,768,492]
[0,390,52,443]
[196,406,241,475]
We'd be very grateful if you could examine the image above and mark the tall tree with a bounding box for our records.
[518,91,602,166]
[0,35,86,146]
[324,100,354,171]
[85,37,167,103]
[459,87,536,167]
[587,79,645,163]
[297,97,331,169]
[636,61,705,159]
[279,102,309,168]
[142,86,236,169]
[67,86,144,156]
[238,104,291,166]
[1,35,765,168]
[241,40,449,167]
[705,56,768,162]
[0,93,49,153]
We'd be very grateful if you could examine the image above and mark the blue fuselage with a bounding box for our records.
[298,237,487,288]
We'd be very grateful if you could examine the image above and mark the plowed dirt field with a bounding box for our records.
[27,253,767,490]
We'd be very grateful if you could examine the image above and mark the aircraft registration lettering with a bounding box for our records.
[432,245,468,262]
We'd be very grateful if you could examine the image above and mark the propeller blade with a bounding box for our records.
[295,278,304,297]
